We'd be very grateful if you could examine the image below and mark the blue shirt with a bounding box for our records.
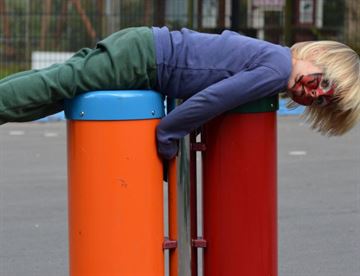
[152,26,292,159]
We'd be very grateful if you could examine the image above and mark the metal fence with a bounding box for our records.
[0,0,358,78]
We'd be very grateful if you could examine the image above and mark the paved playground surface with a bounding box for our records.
[0,117,359,276]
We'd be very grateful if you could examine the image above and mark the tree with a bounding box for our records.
[345,0,360,52]
[40,0,52,49]
[0,0,15,57]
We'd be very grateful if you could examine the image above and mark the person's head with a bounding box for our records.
[286,40,360,136]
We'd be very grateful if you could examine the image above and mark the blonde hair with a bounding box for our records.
[289,41,360,136]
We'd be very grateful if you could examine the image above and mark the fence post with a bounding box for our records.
[65,90,165,276]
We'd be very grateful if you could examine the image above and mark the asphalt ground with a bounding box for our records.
[0,116,359,276]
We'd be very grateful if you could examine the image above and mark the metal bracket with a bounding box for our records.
[192,238,207,248]
[163,238,177,250]
[190,142,206,152]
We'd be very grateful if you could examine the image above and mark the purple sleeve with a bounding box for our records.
[156,66,287,160]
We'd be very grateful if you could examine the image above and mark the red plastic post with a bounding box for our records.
[202,112,277,276]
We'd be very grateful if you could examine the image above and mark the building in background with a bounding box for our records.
[247,0,285,42]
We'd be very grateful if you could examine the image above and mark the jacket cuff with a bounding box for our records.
[157,139,178,160]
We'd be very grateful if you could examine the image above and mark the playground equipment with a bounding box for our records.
[65,91,278,276]
[202,97,278,275]
[66,91,165,276]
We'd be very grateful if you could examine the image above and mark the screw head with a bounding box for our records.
[151,110,155,116]
[80,111,85,117]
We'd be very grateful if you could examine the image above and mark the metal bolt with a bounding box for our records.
[270,104,274,108]
[80,111,85,117]
[151,110,155,116]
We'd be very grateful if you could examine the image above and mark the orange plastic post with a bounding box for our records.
[66,91,165,276]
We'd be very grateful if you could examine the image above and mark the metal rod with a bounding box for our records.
[196,133,204,276]
[177,136,193,276]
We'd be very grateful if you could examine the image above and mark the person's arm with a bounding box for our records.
[157,66,288,160]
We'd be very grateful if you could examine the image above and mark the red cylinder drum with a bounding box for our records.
[203,111,277,276]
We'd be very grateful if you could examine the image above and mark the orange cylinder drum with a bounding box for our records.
[65,91,165,276]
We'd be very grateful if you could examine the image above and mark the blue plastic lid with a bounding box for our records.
[64,90,165,120]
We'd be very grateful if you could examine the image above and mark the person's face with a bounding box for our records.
[287,59,335,106]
